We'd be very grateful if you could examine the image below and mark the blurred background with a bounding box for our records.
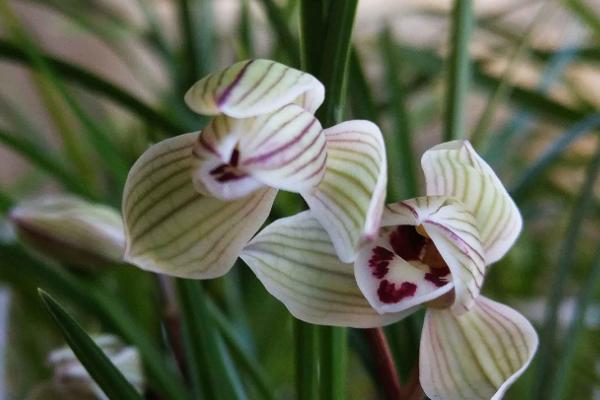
[0,0,599,399]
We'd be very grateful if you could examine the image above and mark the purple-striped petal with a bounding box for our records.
[184,59,325,118]
[192,104,326,200]
[241,211,416,328]
[421,140,522,265]
[302,120,387,263]
[420,296,538,400]
[356,197,485,315]
[123,132,277,279]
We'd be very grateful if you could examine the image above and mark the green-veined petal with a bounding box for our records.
[240,211,414,328]
[192,104,326,200]
[123,132,277,279]
[421,140,522,264]
[302,120,387,263]
[184,59,325,118]
[420,296,538,400]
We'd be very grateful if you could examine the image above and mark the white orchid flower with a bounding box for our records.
[241,140,538,400]
[122,59,387,279]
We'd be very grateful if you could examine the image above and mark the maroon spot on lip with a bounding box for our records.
[424,265,451,287]
[368,246,394,279]
[389,225,427,261]
[377,280,417,304]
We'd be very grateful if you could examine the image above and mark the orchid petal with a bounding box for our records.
[241,211,414,328]
[420,296,538,400]
[123,132,277,279]
[184,59,325,118]
[421,140,522,264]
[192,104,326,200]
[302,120,387,263]
[378,197,485,314]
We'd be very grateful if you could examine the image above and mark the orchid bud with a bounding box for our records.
[9,195,125,267]
[46,335,143,400]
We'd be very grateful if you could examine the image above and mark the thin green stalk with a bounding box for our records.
[300,1,358,399]
[444,0,474,141]
[550,246,600,400]
[348,48,379,121]
[533,140,600,400]
[319,327,347,400]
[0,39,183,133]
[177,279,246,400]
[470,0,554,148]
[563,0,600,40]
[294,319,319,400]
[379,28,417,200]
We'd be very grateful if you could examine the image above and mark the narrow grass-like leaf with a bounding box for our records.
[564,0,600,39]
[0,244,188,400]
[238,0,255,58]
[470,1,553,148]
[38,290,143,400]
[379,28,417,200]
[444,0,473,141]
[259,0,300,66]
[0,191,14,214]
[0,128,93,197]
[511,113,600,199]
[0,2,129,183]
[533,142,600,399]
[178,0,214,87]
[550,247,600,400]
[177,279,247,400]
[0,39,183,133]
[347,48,379,121]
[207,299,274,400]
[300,2,358,399]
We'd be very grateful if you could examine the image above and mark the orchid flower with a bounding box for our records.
[122,59,387,279]
[241,140,538,400]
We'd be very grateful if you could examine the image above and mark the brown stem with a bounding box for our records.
[363,327,402,400]
[399,361,424,400]
[157,275,187,378]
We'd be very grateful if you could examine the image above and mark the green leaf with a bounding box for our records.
[0,244,189,400]
[259,0,300,66]
[177,279,247,400]
[379,28,417,200]
[444,0,474,141]
[0,127,93,198]
[533,140,600,399]
[38,289,143,400]
[0,39,183,133]
[178,0,214,87]
[510,114,600,199]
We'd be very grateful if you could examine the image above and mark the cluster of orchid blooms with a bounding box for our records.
[11,59,538,400]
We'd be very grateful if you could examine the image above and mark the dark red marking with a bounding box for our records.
[377,280,417,304]
[230,148,240,167]
[217,60,254,107]
[389,225,426,261]
[424,265,451,287]
[368,246,394,278]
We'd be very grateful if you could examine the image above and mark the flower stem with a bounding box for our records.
[363,328,402,399]
[294,319,319,400]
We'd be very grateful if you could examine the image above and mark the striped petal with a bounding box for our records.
[357,197,485,315]
[421,140,522,264]
[192,104,326,200]
[184,59,325,118]
[123,132,277,279]
[240,211,415,328]
[302,120,387,263]
[420,296,538,400]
